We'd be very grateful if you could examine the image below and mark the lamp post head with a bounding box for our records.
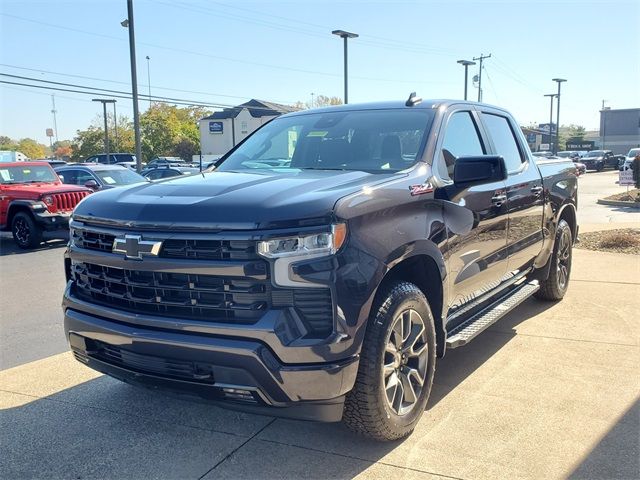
[332,29,359,39]
[120,19,129,28]
[552,78,567,83]
[92,98,116,104]
[544,93,558,98]
[457,60,476,66]
[146,55,150,60]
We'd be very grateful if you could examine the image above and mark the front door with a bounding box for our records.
[479,111,544,273]
[434,109,509,312]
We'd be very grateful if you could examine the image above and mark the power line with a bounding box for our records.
[1,13,449,85]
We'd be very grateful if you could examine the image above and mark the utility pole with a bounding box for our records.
[473,53,491,102]
[601,99,609,150]
[552,78,567,155]
[50,95,59,144]
[92,99,116,162]
[123,0,143,172]
[310,92,315,109]
[544,93,557,152]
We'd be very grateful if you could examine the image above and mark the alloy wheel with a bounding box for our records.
[382,308,429,416]
[557,228,572,290]
[14,218,30,244]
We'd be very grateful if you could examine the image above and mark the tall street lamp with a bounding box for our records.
[457,60,476,100]
[543,93,557,152]
[331,29,358,104]
[552,78,567,154]
[92,99,116,161]
[112,100,118,152]
[122,0,143,172]
[146,55,152,108]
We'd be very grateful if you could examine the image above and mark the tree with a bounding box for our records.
[293,94,343,110]
[140,104,210,160]
[71,114,134,161]
[17,138,47,159]
[173,138,199,161]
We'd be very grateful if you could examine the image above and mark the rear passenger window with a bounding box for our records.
[439,111,485,179]
[481,113,523,172]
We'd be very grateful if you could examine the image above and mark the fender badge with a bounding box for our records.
[409,183,434,196]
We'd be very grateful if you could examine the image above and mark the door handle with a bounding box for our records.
[531,185,543,195]
[491,194,507,207]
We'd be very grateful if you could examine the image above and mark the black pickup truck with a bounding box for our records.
[62,97,578,441]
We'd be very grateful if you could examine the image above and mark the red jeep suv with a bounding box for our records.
[0,162,90,248]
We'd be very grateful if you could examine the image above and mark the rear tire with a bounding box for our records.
[535,219,572,301]
[343,281,436,441]
[11,212,43,249]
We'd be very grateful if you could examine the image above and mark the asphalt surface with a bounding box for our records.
[1,169,639,479]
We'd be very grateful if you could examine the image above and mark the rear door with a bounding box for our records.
[479,110,544,273]
[434,108,509,311]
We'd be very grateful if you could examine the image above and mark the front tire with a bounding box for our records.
[535,219,572,301]
[11,212,43,249]
[343,281,436,441]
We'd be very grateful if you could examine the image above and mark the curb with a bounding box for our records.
[597,198,640,208]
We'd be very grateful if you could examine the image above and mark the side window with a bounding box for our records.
[440,111,485,179]
[58,170,77,184]
[146,170,162,180]
[75,170,95,185]
[481,113,523,172]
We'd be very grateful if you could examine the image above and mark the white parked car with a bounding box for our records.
[620,148,640,171]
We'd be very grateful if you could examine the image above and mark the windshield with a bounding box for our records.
[585,151,604,157]
[94,168,146,185]
[0,165,58,184]
[627,149,640,157]
[216,109,435,174]
[557,152,571,158]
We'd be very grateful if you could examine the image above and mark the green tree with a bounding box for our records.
[140,104,210,161]
[293,94,343,110]
[71,114,134,161]
[17,138,47,159]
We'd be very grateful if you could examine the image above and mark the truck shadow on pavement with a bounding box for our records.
[2,298,581,479]
[0,232,68,256]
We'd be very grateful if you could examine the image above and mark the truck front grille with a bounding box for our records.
[72,262,269,323]
[52,191,89,212]
[71,261,334,336]
[73,230,258,260]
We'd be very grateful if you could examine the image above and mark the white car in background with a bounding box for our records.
[620,148,639,171]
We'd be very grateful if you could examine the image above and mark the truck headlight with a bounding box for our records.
[257,223,347,259]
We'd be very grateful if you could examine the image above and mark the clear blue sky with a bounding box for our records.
[1,0,639,144]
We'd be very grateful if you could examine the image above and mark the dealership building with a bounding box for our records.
[199,99,297,158]
[599,107,640,154]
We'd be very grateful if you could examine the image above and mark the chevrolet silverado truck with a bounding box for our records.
[0,161,90,248]
[62,97,578,441]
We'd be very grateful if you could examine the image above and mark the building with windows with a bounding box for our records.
[199,99,298,159]
[599,108,640,154]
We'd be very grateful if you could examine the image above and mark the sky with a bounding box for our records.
[1,0,639,145]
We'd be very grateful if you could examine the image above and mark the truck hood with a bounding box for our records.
[73,169,396,230]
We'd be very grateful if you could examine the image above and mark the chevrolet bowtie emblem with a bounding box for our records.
[112,235,162,260]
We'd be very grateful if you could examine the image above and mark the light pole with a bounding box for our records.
[122,0,143,172]
[331,29,358,104]
[601,100,609,150]
[544,93,557,152]
[552,78,566,155]
[92,99,116,162]
[310,92,315,109]
[473,53,491,102]
[112,100,118,152]
[146,55,151,108]
[457,60,476,101]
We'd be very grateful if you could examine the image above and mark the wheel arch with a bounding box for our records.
[7,202,36,227]
[374,249,447,358]
[557,202,577,243]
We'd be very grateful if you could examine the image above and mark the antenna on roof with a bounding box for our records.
[405,92,422,107]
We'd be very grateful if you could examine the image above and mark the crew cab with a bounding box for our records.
[580,150,617,171]
[0,162,90,248]
[62,98,578,441]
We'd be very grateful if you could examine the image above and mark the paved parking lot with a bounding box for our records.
[1,170,639,479]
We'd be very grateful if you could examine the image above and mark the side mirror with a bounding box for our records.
[453,155,507,188]
[84,179,99,190]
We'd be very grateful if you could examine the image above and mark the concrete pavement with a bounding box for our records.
[577,170,640,225]
[1,248,638,479]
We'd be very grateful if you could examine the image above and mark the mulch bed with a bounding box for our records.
[604,188,640,203]
[576,228,640,255]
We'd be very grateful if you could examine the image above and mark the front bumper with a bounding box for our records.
[33,209,72,231]
[64,301,358,421]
